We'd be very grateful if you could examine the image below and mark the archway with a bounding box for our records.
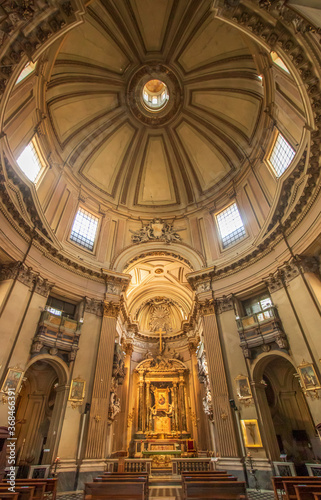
[253,354,317,471]
[15,358,68,468]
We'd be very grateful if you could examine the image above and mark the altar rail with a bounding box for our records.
[105,459,152,474]
[125,459,152,474]
[172,458,213,475]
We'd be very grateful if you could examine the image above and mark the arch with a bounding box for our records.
[25,354,69,385]
[112,242,206,273]
[252,351,317,464]
[251,350,297,381]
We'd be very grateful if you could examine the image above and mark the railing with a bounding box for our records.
[237,306,280,339]
[124,459,152,474]
[306,463,321,477]
[236,306,287,355]
[31,310,82,360]
[172,458,213,475]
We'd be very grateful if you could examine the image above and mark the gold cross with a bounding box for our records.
[155,328,166,353]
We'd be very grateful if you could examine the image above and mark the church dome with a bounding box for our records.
[9,1,266,216]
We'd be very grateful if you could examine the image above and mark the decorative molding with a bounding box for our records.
[123,250,194,270]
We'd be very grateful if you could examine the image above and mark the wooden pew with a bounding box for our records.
[94,475,148,496]
[294,485,321,500]
[314,494,321,500]
[0,486,35,500]
[2,479,57,500]
[1,483,45,500]
[283,480,321,500]
[184,480,248,499]
[182,476,237,498]
[272,477,321,500]
[0,493,19,500]
[181,472,229,476]
[84,481,145,500]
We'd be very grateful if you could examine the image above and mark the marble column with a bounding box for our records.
[85,301,120,459]
[138,377,144,433]
[112,339,133,453]
[201,301,239,457]
[173,383,179,431]
[189,338,210,449]
[178,375,187,432]
[146,382,150,431]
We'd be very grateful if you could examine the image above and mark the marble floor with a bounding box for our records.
[57,487,275,499]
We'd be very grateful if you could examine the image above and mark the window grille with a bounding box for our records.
[70,207,99,251]
[216,203,246,248]
[269,133,295,178]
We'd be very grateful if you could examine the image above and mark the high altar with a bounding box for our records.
[132,334,192,467]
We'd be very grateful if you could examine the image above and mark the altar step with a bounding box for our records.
[151,468,172,476]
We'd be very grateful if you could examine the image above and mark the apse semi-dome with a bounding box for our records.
[42,0,264,216]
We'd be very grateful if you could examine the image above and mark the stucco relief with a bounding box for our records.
[130,219,183,244]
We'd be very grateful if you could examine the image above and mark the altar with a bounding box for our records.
[132,332,191,467]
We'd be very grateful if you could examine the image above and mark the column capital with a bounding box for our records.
[85,297,103,316]
[186,267,215,301]
[101,269,131,299]
[0,261,54,297]
[188,336,200,355]
[103,301,120,318]
[122,339,134,357]
[198,299,216,316]
[294,255,320,276]
[216,295,234,315]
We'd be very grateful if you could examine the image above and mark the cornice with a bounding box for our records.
[0,261,54,296]
[264,255,321,293]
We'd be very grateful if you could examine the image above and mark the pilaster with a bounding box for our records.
[84,271,130,459]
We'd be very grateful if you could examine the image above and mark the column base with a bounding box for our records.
[56,459,77,492]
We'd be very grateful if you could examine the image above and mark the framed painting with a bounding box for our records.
[1,368,24,394]
[297,361,321,391]
[235,374,252,400]
[241,419,263,448]
[155,388,169,411]
[68,378,86,401]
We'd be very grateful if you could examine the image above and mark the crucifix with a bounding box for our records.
[155,328,166,354]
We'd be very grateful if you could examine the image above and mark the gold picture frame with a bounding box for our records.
[1,368,24,394]
[235,374,252,400]
[297,361,321,391]
[68,378,86,402]
[241,419,263,448]
[155,388,169,411]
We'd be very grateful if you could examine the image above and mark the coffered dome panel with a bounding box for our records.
[136,135,178,206]
[177,17,249,73]
[129,0,174,52]
[57,17,130,72]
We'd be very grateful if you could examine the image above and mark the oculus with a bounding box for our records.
[142,79,169,112]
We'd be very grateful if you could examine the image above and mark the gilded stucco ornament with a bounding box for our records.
[130,219,183,244]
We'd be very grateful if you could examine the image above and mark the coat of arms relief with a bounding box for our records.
[130,218,183,244]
